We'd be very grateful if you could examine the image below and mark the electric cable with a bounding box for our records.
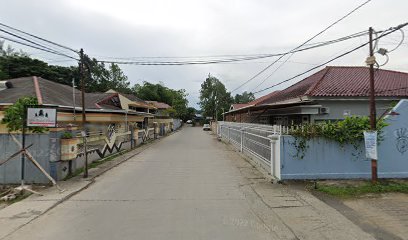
[96,30,368,65]
[0,27,75,58]
[0,22,79,53]
[230,0,372,93]
[253,23,408,94]
[0,35,79,60]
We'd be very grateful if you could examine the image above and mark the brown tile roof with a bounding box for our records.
[145,101,171,109]
[0,76,122,110]
[262,66,408,105]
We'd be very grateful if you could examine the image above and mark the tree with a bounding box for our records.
[234,91,255,103]
[184,107,196,122]
[82,56,131,93]
[132,81,189,119]
[0,43,132,94]
[1,97,46,133]
[199,74,233,121]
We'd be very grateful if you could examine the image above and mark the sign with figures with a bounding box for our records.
[27,108,57,127]
[364,131,378,160]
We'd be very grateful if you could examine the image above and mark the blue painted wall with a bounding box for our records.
[280,99,408,180]
[377,99,408,177]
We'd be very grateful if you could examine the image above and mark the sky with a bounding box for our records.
[1,0,407,108]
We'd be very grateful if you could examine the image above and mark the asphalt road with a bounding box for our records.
[4,127,281,240]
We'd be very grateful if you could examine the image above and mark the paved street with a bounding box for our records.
[2,127,375,240]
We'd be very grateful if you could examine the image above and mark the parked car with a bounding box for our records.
[203,124,211,131]
[186,120,193,124]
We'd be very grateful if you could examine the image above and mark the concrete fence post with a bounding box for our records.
[268,134,281,180]
[228,126,231,142]
[240,128,244,152]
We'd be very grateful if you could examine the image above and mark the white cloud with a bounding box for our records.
[1,0,407,108]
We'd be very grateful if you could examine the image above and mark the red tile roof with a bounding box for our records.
[250,91,281,105]
[230,91,281,111]
[231,103,249,110]
[262,66,408,105]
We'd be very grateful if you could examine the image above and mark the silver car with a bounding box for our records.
[202,124,211,131]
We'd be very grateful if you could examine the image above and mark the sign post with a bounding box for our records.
[20,106,59,193]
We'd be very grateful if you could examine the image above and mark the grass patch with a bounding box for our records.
[316,180,408,198]
[7,192,31,204]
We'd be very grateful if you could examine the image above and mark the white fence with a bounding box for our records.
[217,121,282,179]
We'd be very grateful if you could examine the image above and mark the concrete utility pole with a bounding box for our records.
[368,27,377,183]
[79,48,88,178]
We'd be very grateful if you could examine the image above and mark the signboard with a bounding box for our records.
[27,108,57,127]
[364,131,378,160]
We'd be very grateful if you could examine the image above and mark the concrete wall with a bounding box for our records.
[378,99,408,176]
[173,119,182,130]
[280,136,371,179]
[279,99,408,180]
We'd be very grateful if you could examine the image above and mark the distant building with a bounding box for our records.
[145,101,172,116]
[106,89,156,114]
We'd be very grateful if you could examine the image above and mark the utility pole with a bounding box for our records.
[79,48,88,178]
[368,27,377,183]
[72,78,76,121]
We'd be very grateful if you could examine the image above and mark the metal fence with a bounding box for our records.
[217,121,283,167]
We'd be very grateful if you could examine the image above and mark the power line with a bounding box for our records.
[0,35,79,60]
[231,0,372,93]
[253,22,408,95]
[96,30,368,65]
[0,27,77,59]
[252,31,371,92]
[0,22,79,53]
[251,53,294,91]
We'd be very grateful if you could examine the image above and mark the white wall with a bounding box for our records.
[311,99,393,123]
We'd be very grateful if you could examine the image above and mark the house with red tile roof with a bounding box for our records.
[224,66,408,125]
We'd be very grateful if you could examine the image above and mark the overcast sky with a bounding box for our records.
[1,0,407,108]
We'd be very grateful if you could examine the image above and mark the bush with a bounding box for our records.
[61,131,73,139]
[289,116,387,159]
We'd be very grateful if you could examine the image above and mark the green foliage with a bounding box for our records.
[184,107,196,122]
[132,81,189,119]
[316,180,408,198]
[199,74,233,121]
[289,116,387,159]
[234,91,255,104]
[164,107,177,117]
[0,43,132,94]
[1,97,47,133]
[61,131,73,139]
[83,56,131,93]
